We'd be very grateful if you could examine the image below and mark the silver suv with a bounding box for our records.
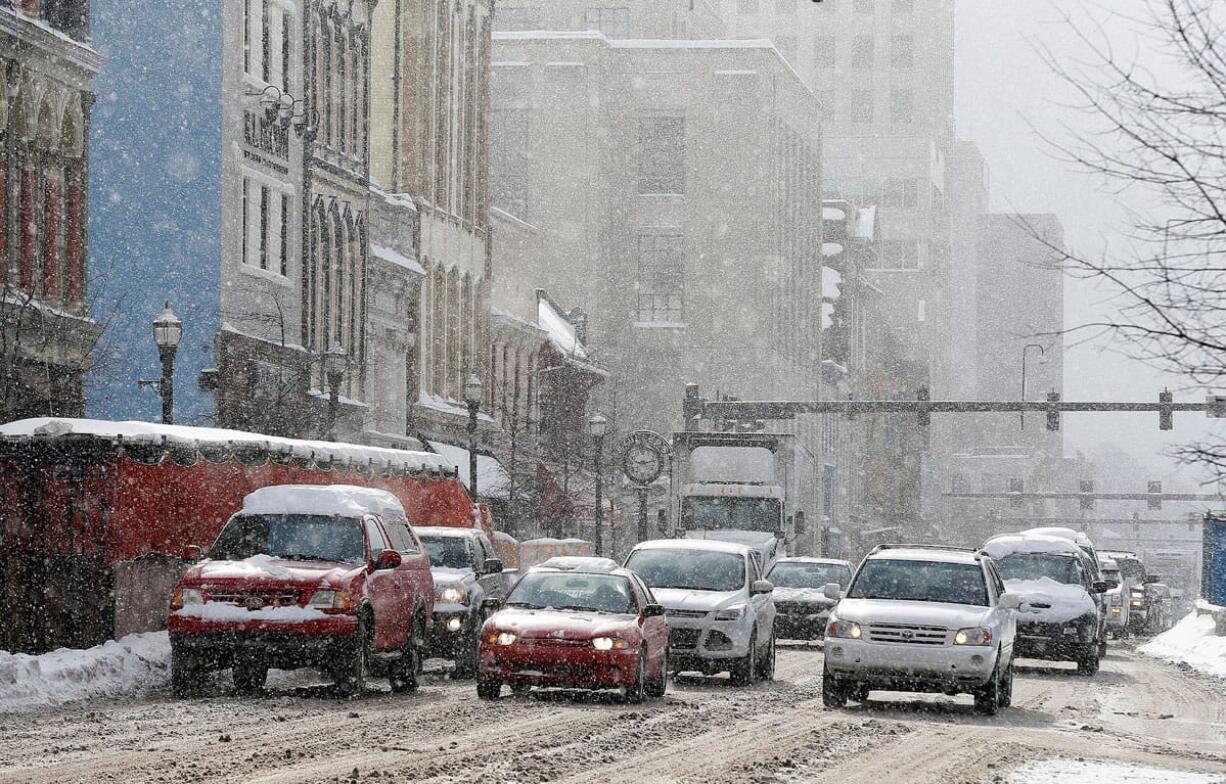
[823,545,1019,715]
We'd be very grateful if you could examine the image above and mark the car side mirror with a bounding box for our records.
[1103,579,1120,590]
[374,550,402,571]
[751,579,774,595]
[181,544,204,563]
[642,603,665,618]
[481,558,504,575]
[999,593,1022,611]
[1143,575,1161,584]
[1091,580,1109,594]
[481,597,504,613]
[822,582,843,601]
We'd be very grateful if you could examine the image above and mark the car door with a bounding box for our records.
[632,574,669,669]
[747,553,775,641]
[985,561,1015,661]
[362,515,409,651]
[383,514,431,648]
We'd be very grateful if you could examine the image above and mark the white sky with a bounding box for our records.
[954,0,1224,493]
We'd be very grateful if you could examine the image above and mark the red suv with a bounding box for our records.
[167,485,434,697]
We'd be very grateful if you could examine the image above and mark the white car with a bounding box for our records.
[823,545,1019,715]
[624,539,776,685]
[1100,557,1131,636]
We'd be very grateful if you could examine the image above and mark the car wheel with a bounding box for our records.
[477,678,501,700]
[334,614,371,697]
[646,647,668,699]
[730,629,757,687]
[822,665,847,709]
[1076,644,1100,676]
[1098,639,1108,658]
[756,633,776,682]
[999,660,1014,708]
[453,632,480,680]
[623,648,647,704]
[170,647,203,698]
[973,664,1002,716]
[232,656,268,695]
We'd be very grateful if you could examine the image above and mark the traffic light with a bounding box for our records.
[916,387,930,428]
[1148,480,1162,511]
[1159,390,1173,430]
[1046,391,1061,431]
[1080,479,1095,510]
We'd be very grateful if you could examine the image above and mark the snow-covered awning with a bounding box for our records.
[427,440,511,501]
[536,292,608,377]
[370,244,425,276]
[821,241,844,258]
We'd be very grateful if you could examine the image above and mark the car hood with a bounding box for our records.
[772,587,836,607]
[1004,578,1096,624]
[432,567,476,588]
[834,598,992,629]
[487,608,635,639]
[185,554,359,591]
[652,587,744,613]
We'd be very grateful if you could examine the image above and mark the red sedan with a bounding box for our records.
[477,557,669,702]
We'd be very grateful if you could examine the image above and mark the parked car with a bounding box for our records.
[1100,557,1132,638]
[476,557,668,702]
[983,533,1107,675]
[167,485,434,697]
[822,545,1018,715]
[766,557,853,640]
[416,527,505,678]
[623,539,776,685]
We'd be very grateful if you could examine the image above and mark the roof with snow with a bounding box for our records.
[426,440,511,501]
[982,533,1084,560]
[370,244,425,276]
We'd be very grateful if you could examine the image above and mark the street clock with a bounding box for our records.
[619,430,670,485]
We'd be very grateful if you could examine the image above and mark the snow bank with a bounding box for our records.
[1007,759,1221,783]
[0,633,169,713]
[1004,577,1096,623]
[1140,611,1226,678]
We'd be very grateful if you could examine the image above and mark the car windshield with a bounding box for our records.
[209,514,365,563]
[507,572,636,614]
[421,536,471,569]
[996,553,1081,586]
[624,549,746,592]
[767,562,852,589]
[680,497,782,533]
[848,559,989,606]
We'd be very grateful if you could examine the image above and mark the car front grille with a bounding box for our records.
[519,638,590,648]
[670,628,702,649]
[666,609,709,619]
[866,623,947,646]
[204,588,301,607]
[775,601,825,615]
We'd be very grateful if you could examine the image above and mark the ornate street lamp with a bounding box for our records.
[464,373,484,498]
[152,302,182,425]
[588,412,609,557]
[324,342,347,441]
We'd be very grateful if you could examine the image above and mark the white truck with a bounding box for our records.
[668,431,820,561]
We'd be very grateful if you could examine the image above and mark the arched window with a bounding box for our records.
[460,273,473,382]
[320,13,332,148]
[336,23,346,153]
[334,209,347,348]
[431,264,446,396]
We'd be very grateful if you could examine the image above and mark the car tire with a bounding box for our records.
[730,629,757,687]
[1098,639,1108,659]
[973,664,1002,716]
[170,647,203,698]
[624,648,647,704]
[388,619,420,694]
[453,632,480,680]
[756,633,776,682]
[999,660,1014,708]
[477,678,501,700]
[1076,644,1100,676]
[232,656,268,695]
[822,665,847,709]
[334,615,371,697]
[646,647,668,699]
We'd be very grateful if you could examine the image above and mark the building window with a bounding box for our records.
[638,116,686,194]
[494,7,541,31]
[774,0,796,14]
[244,0,253,75]
[851,35,873,69]
[776,36,797,65]
[891,89,913,125]
[491,107,530,217]
[891,35,914,68]
[583,7,630,38]
[737,0,759,13]
[261,0,272,83]
[878,240,919,269]
[259,185,270,270]
[242,178,250,265]
[850,90,873,123]
[813,35,835,67]
[637,234,685,323]
[853,0,873,14]
[280,194,290,276]
[281,11,292,92]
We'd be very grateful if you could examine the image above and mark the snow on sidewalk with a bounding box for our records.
[0,632,170,713]
[1008,759,1224,783]
[1140,610,1226,679]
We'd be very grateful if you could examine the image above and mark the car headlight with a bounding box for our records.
[437,585,470,605]
[826,619,862,640]
[592,637,629,651]
[170,587,203,610]
[307,589,354,611]
[713,606,744,621]
[484,631,517,646]
[953,627,993,646]
[1130,599,1143,608]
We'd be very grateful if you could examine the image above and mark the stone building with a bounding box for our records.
[0,0,100,422]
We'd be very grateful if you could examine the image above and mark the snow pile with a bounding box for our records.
[0,633,169,713]
[1007,759,1222,783]
[1140,611,1226,678]
[1004,577,1096,623]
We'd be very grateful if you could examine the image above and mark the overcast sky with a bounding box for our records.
[953,0,1224,495]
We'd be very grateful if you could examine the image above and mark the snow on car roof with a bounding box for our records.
[867,546,980,564]
[535,556,622,574]
[982,533,1083,560]
[242,485,406,519]
[1023,526,1094,548]
[772,557,852,567]
[631,538,751,555]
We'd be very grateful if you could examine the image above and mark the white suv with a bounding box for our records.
[624,539,776,686]
[823,545,1018,715]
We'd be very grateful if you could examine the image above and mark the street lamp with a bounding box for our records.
[588,412,609,557]
[324,342,347,441]
[1020,343,1046,430]
[464,373,483,499]
[152,302,182,425]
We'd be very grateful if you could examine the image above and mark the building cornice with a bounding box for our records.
[0,9,102,76]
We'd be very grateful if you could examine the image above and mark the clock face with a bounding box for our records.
[623,446,663,483]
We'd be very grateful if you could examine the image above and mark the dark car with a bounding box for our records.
[416,527,505,677]
[766,557,853,640]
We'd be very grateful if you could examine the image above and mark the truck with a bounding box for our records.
[667,431,820,562]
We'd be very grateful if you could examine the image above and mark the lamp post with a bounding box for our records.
[588,412,609,556]
[464,373,483,499]
[1020,343,1046,430]
[324,342,347,441]
[152,302,182,425]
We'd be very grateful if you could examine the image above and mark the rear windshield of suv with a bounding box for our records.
[625,549,746,593]
[421,535,472,569]
[211,514,365,563]
[847,559,989,606]
[996,553,1082,586]
[767,562,852,589]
